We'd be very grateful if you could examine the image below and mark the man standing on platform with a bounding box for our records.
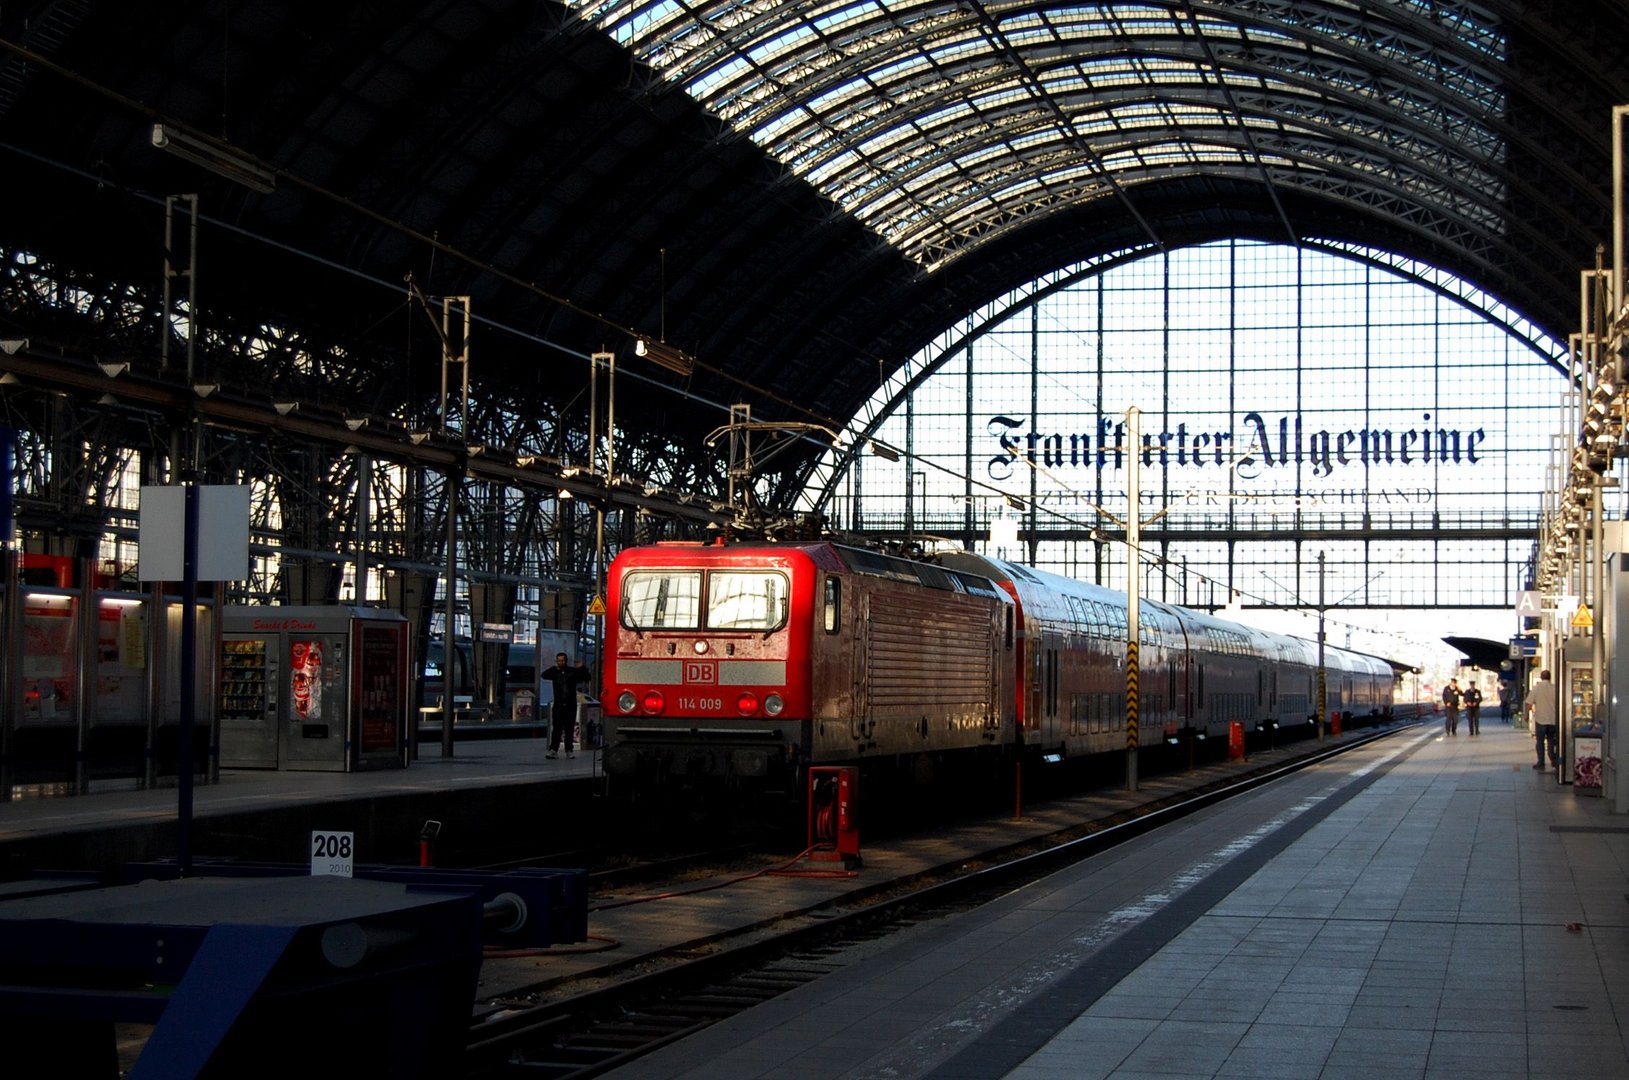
[542,651,587,759]
[1441,678,1462,736]
[1462,682,1482,736]
[1528,669,1559,770]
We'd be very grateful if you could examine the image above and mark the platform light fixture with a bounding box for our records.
[273,400,299,416]
[633,337,696,376]
[151,124,277,193]
[870,440,902,462]
[98,361,130,378]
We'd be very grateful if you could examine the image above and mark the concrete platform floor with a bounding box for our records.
[595,723,1629,1080]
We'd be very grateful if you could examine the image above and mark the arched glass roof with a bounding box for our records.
[570,1,1509,269]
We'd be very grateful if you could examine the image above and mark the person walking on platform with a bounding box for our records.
[1498,684,1511,723]
[1529,669,1559,770]
[1463,683,1482,736]
[1441,678,1462,735]
[542,651,588,759]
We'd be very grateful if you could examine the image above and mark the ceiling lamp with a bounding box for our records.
[151,124,277,193]
[634,338,696,376]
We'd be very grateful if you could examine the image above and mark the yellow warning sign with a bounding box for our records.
[1571,603,1594,630]
[587,595,606,616]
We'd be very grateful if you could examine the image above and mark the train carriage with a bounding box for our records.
[937,551,1392,756]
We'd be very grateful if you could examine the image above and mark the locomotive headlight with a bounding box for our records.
[736,691,759,715]
[616,691,637,714]
[641,690,665,714]
[693,640,709,654]
[763,693,784,717]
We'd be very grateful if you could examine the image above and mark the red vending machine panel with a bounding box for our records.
[354,620,408,764]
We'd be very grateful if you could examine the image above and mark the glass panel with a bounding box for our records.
[707,571,789,631]
[95,596,148,723]
[21,590,77,722]
[620,570,702,630]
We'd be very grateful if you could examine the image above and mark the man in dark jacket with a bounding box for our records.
[1462,683,1482,736]
[1442,678,1461,736]
[542,652,588,759]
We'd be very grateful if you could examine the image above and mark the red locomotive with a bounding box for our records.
[601,540,1394,792]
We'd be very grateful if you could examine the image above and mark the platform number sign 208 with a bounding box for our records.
[311,830,354,877]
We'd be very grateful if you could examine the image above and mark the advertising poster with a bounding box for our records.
[291,639,324,721]
[1574,734,1604,792]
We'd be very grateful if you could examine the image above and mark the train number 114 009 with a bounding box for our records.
[678,696,723,711]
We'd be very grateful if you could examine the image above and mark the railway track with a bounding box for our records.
[460,719,1423,1078]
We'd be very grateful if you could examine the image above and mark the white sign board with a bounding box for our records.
[138,485,251,581]
[310,830,354,877]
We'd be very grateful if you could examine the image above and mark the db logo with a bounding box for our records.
[684,661,717,685]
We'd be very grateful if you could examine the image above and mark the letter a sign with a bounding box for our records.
[1516,591,1544,618]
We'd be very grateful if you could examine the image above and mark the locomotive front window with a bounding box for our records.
[707,571,789,631]
[621,570,702,630]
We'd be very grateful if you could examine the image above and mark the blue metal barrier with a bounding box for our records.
[0,875,484,1078]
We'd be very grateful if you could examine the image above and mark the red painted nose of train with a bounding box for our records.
[607,639,792,718]
[604,545,813,720]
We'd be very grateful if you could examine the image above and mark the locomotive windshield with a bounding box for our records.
[620,570,702,629]
[707,571,788,630]
[620,569,788,631]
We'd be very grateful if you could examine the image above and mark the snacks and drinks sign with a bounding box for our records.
[1574,733,1603,794]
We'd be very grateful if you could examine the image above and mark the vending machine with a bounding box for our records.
[220,605,411,771]
[1564,659,1603,795]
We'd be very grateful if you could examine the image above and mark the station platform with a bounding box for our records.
[602,722,1629,1079]
[0,734,597,872]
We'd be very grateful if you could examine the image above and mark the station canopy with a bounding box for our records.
[1,3,1626,491]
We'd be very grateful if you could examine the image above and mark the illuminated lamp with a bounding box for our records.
[634,338,696,376]
[151,124,276,193]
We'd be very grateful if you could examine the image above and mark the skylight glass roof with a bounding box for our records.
[568,1,1507,269]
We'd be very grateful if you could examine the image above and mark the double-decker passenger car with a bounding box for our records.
[601,541,1394,794]
[937,552,1394,758]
